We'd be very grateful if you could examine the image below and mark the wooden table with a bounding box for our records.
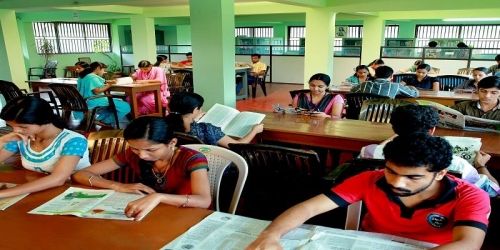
[0,169,211,249]
[329,85,478,106]
[26,78,164,119]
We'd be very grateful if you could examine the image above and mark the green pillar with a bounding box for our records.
[0,10,28,88]
[110,21,121,63]
[304,8,336,87]
[189,0,235,108]
[130,15,157,63]
[361,16,385,65]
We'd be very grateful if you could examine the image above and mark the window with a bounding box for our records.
[32,22,111,54]
[385,25,399,39]
[235,27,273,38]
[288,26,305,48]
[416,24,500,51]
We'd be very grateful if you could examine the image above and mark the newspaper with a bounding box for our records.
[442,136,481,165]
[161,212,436,250]
[0,183,29,210]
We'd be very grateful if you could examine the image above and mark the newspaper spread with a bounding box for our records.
[161,212,436,250]
[0,183,29,210]
[29,187,145,220]
[442,136,481,165]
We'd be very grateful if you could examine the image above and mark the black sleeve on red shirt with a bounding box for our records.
[454,220,488,233]
[324,190,350,208]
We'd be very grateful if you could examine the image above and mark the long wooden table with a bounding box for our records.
[27,78,163,119]
[329,85,478,106]
[0,169,211,249]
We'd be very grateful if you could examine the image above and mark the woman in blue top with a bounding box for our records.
[345,65,372,85]
[0,96,90,199]
[401,63,440,91]
[166,92,263,148]
[77,62,131,126]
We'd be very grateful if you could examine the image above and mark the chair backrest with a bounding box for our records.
[289,89,310,100]
[167,73,187,94]
[78,57,91,64]
[228,143,322,219]
[437,75,470,91]
[0,80,24,103]
[457,68,473,75]
[344,93,390,120]
[87,129,136,183]
[48,83,88,113]
[45,60,58,68]
[121,65,135,77]
[183,144,248,214]
[359,98,413,123]
[173,131,204,145]
[259,65,270,82]
[391,73,415,83]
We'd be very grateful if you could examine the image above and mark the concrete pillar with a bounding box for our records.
[130,15,157,63]
[0,10,28,88]
[361,16,385,65]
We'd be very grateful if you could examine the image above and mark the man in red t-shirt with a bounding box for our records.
[247,133,490,249]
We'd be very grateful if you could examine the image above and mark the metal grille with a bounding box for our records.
[235,27,273,38]
[385,25,399,38]
[288,26,306,47]
[33,22,111,54]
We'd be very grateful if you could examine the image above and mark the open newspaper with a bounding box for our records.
[416,100,500,132]
[442,136,481,165]
[29,187,145,221]
[198,103,265,138]
[162,212,436,250]
[0,183,29,210]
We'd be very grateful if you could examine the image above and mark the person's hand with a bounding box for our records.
[246,232,283,250]
[475,151,491,169]
[106,79,116,85]
[1,132,31,145]
[111,182,155,195]
[252,124,264,134]
[309,111,329,118]
[125,193,162,221]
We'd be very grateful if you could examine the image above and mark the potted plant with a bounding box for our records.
[93,40,122,80]
[39,38,54,66]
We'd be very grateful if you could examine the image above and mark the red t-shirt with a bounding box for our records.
[112,146,208,194]
[328,170,490,245]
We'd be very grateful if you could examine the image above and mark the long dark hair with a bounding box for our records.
[165,92,205,132]
[308,73,331,87]
[353,65,371,78]
[138,60,152,68]
[79,61,107,78]
[154,55,168,67]
[0,96,66,129]
[124,116,175,144]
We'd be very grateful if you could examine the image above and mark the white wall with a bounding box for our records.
[381,58,417,74]
[470,60,495,69]
[425,59,469,75]
[332,57,361,85]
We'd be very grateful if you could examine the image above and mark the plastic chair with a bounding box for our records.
[87,129,136,183]
[457,68,473,75]
[228,143,323,220]
[437,75,470,91]
[173,131,204,145]
[28,60,58,80]
[183,144,248,214]
[344,93,389,120]
[359,98,413,123]
[250,65,269,98]
[0,80,59,116]
[48,83,120,132]
[391,73,415,83]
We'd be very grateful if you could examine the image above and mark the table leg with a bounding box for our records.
[129,89,139,119]
[236,70,248,100]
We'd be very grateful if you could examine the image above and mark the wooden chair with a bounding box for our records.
[121,65,135,77]
[87,129,136,183]
[250,65,269,98]
[359,98,413,123]
[173,131,204,145]
[437,75,470,91]
[183,144,248,214]
[64,66,78,78]
[344,93,389,120]
[48,83,120,132]
[78,57,91,64]
[167,72,187,94]
[0,80,59,116]
[391,73,415,83]
[289,89,310,100]
[228,143,323,219]
[28,60,58,80]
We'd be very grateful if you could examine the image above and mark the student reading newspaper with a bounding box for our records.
[360,105,499,197]
[452,75,500,122]
[247,133,490,249]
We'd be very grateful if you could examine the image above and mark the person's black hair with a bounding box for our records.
[123,116,174,144]
[0,96,66,129]
[79,61,107,78]
[165,92,205,133]
[74,61,89,68]
[308,73,331,87]
[428,41,438,48]
[416,63,431,71]
[368,59,384,67]
[477,75,500,89]
[374,65,394,79]
[251,53,261,59]
[495,54,500,62]
[154,55,168,67]
[472,67,488,74]
[353,65,371,77]
[185,52,192,57]
[456,42,468,48]
[390,104,439,136]
[138,60,152,68]
[383,133,452,172]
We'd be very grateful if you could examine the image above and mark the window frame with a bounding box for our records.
[235,26,274,38]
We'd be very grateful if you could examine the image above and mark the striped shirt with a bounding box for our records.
[350,78,419,99]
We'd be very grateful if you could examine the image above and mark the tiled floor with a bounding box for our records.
[236,83,302,112]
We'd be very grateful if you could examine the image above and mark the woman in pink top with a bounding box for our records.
[132,60,170,115]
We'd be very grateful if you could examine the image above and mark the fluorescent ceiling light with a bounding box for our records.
[443,18,500,22]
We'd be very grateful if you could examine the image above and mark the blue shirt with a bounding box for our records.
[189,122,225,145]
[402,75,438,90]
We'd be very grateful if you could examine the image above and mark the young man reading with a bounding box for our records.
[452,75,500,121]
[247,133,490,250]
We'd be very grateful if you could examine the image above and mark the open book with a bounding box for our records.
[0,183,29,210]
[29,187,145,221]
[162,211,436,250]
[198,103,265,138]
[416,100,500,132]
[115,77,134,85]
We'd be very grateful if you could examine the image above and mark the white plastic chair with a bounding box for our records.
[183,144,248,214]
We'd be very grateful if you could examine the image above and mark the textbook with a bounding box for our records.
[416,100,500,132]
[29,187,146,221]
[197,103,265,138]
[162,211,436,250]
[0,183,29,210]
